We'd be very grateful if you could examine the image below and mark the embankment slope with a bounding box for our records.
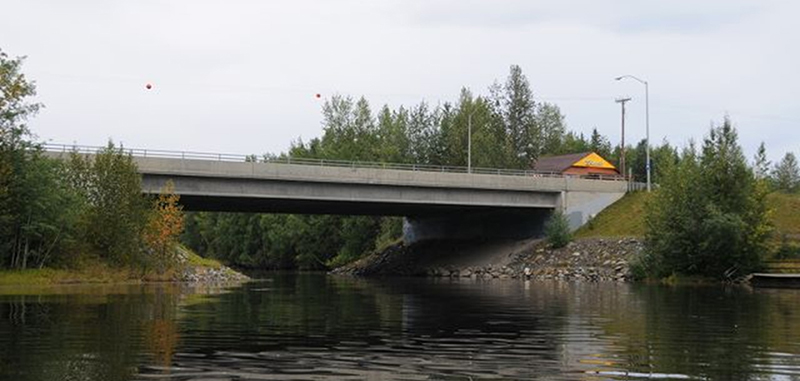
[575,191,800,243]
[335,192,800,279]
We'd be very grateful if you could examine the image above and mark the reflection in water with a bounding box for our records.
[0,276,799,380]
[144,288,179,370]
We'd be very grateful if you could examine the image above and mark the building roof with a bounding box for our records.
[533,152,593,172]
[534,152,617,173]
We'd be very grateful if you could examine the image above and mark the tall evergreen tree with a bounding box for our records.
[558,132,591,154]
[471,96,508,168]
[651,140,679,184]
[439,88,473,167]
[536,103,566,155]
[773,152,800,193]
[753,142,770,180]
[589,128,613,158]
[351,96,377,161]
[627,139,648,181]
[501,65,538,167]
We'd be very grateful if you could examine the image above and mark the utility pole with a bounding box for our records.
[615,75,650,191]
[615,97,631,178]
[644,81,650,191]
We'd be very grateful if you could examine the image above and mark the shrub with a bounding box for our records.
[545,210,572,249]
[775,234,800,259]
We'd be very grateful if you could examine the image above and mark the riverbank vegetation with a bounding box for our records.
[578,192,800,243]
[576,126,800,280]
[0,248,226,286]
[0,138,188,277]
[544,211,572,249]
[640,118,771,280]
[0,50,186,279]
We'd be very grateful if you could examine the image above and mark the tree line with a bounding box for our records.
[181,65,679,270]
[0,50,183,272]
[764,146,800,193]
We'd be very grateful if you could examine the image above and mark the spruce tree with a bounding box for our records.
[502,65,538,167]
[773,152,800,193]
[643,117,770,279]
[536,103,566,155]
[753,142,770,180]
[589,128,612,158]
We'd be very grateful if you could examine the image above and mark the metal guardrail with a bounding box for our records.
[42,143,628,181]
[627,181,648,192]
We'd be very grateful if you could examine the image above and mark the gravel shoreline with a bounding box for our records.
[510,238,641,281]
[333,237,642,282]
[180,265,249,283]
[176,246,250,283]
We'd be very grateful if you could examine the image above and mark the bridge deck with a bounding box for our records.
[44,145,628,222]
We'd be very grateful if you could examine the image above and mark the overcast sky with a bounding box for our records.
[3,1,799,162]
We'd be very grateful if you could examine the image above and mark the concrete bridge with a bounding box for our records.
[44,145,628,242]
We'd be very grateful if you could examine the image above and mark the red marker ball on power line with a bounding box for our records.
[315,93,321,99]
[146,83,153,90]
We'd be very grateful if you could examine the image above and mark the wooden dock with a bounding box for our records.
[749,260,800,287]
[750,272,800,288]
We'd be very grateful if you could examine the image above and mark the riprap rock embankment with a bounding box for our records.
[333,238,642,282]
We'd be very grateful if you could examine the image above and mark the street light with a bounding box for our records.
[615,75,650,192]
[467,110,478,174]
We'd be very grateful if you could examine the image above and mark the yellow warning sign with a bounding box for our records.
[571,152,616,169]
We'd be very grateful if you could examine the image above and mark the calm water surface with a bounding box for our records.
[1,274,800,380]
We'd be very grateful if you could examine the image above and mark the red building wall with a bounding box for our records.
[563,167,620,176]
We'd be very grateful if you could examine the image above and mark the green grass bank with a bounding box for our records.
[0,247,228,286]
[575,191,800,248]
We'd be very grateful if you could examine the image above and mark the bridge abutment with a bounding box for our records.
[561,190,626,230]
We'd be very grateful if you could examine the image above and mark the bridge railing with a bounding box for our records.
[44,143,251,162]
[42,143,628,181]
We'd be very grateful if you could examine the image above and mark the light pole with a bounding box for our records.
[615,97,632,178]
[468,111,480,174]
[615,75,650,192]
[468,113,472,174]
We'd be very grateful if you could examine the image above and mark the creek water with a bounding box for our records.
[1,274,799,380]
